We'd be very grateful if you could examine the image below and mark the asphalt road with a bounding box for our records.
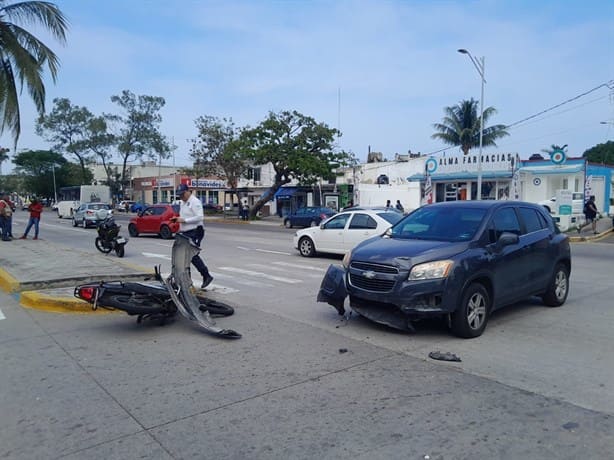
[2,210,613,458]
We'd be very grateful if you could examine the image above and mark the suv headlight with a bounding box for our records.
[408,260,453,280]
[342,250,352,268]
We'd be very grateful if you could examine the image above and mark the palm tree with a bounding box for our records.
[0,146,9,174]
[0,1,68,147]
[432,98,509,155]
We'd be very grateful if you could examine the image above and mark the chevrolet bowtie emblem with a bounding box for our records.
[362,270,376,279]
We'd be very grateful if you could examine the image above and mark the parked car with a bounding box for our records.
[72,203,113,228]
[128,204,180,239]
[203,202,223,212]
[284,206,336,229]
[317,201,571,338]
[130,201,149,213]
[350,205,404,214]
[116,200,135,212]
[538,193,584,214]
[293,209,403,257]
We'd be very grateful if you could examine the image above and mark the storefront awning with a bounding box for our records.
[407,171,513,182]
[519,164,584,175]
[274,187,298,199]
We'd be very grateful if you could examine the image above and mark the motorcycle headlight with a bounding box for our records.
[342,250,352,268]
[408,260,453,280]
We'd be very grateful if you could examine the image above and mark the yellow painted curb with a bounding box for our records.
[0,267,20,294]
[20,291,117,315]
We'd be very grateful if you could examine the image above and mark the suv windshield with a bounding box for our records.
[390,206,486,241]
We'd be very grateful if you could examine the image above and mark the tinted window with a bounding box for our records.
[377,212,403,225]
[518,207,544,234]
[349,213,377,229]
[323,214,349,230]
[488,208,521,242]
[391,207,485,241]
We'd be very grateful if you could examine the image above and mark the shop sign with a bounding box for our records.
[556,189,572,215]
[156,178,174,187]
[434,152,515,173]
[190,179,227,188]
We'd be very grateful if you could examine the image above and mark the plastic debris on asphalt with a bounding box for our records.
[428,351,461,362]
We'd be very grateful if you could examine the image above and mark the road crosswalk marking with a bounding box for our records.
[0,308,5,320]
[271,261,326,272]
[218,266,302,284]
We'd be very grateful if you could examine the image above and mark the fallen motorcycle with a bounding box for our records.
[94,213,128,257]
[75,232,241,339]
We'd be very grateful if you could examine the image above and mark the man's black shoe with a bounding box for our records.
[201,275,213,289]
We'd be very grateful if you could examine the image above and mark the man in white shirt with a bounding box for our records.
[171,183,213,289]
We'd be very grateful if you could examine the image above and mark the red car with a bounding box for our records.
[128,204,180,239]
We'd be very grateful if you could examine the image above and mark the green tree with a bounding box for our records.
[0,145,9,174]
[583,141,614,165]
[240,110,349,218]
[189,116,249,207]
[107,90,172,196]
[0,0,67,147]
[36,97,96,183]
[432,98,509,155]
[84,115,116,187]
[12,149,88,197]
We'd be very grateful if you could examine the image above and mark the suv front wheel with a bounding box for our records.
[451,283,490,338]
[541,263,569,307]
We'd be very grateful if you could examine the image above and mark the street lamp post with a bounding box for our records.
[51,163,58,204]
[458,49,485,200]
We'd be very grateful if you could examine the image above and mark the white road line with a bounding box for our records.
[218,267,302,284]
[254,248,292,255]
[246,263,321,279]
[157,271,255,291]
[142,252,172,260]
[0,308,5,320]
[237,246,291,255]
[272,261,327,272]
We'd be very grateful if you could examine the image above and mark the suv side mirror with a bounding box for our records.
[494,231,519,251]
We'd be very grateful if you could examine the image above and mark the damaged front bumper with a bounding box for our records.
[317,264,348,316]
[317,263,453,332]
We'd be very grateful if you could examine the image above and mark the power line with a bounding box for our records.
[421,80,614,157]
[505,80,614,129]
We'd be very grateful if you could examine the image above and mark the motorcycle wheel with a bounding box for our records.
[103,294,170,316]
[196,296,234,317]
[95,237,113,254]
[115,245,125,258]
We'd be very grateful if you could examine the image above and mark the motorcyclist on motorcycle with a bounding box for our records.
[170,183,213,289]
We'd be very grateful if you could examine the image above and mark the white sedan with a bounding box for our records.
[293,209,403,257]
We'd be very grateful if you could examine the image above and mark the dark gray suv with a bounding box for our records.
[318,200,571,338]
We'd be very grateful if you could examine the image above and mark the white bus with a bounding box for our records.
[56,185,111,218]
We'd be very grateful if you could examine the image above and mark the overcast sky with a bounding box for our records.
[3,0,613,172]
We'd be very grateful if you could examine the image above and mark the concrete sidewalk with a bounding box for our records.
[567,215,613,242]
[0,238,151,313]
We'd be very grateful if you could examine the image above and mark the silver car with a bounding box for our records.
[72,202,112,228]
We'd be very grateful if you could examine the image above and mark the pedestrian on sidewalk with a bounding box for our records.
[395,200,404,213]
[20,198,44,240]
[0,195,14,241]
[578,195,599,234]
[171,183,214,289]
